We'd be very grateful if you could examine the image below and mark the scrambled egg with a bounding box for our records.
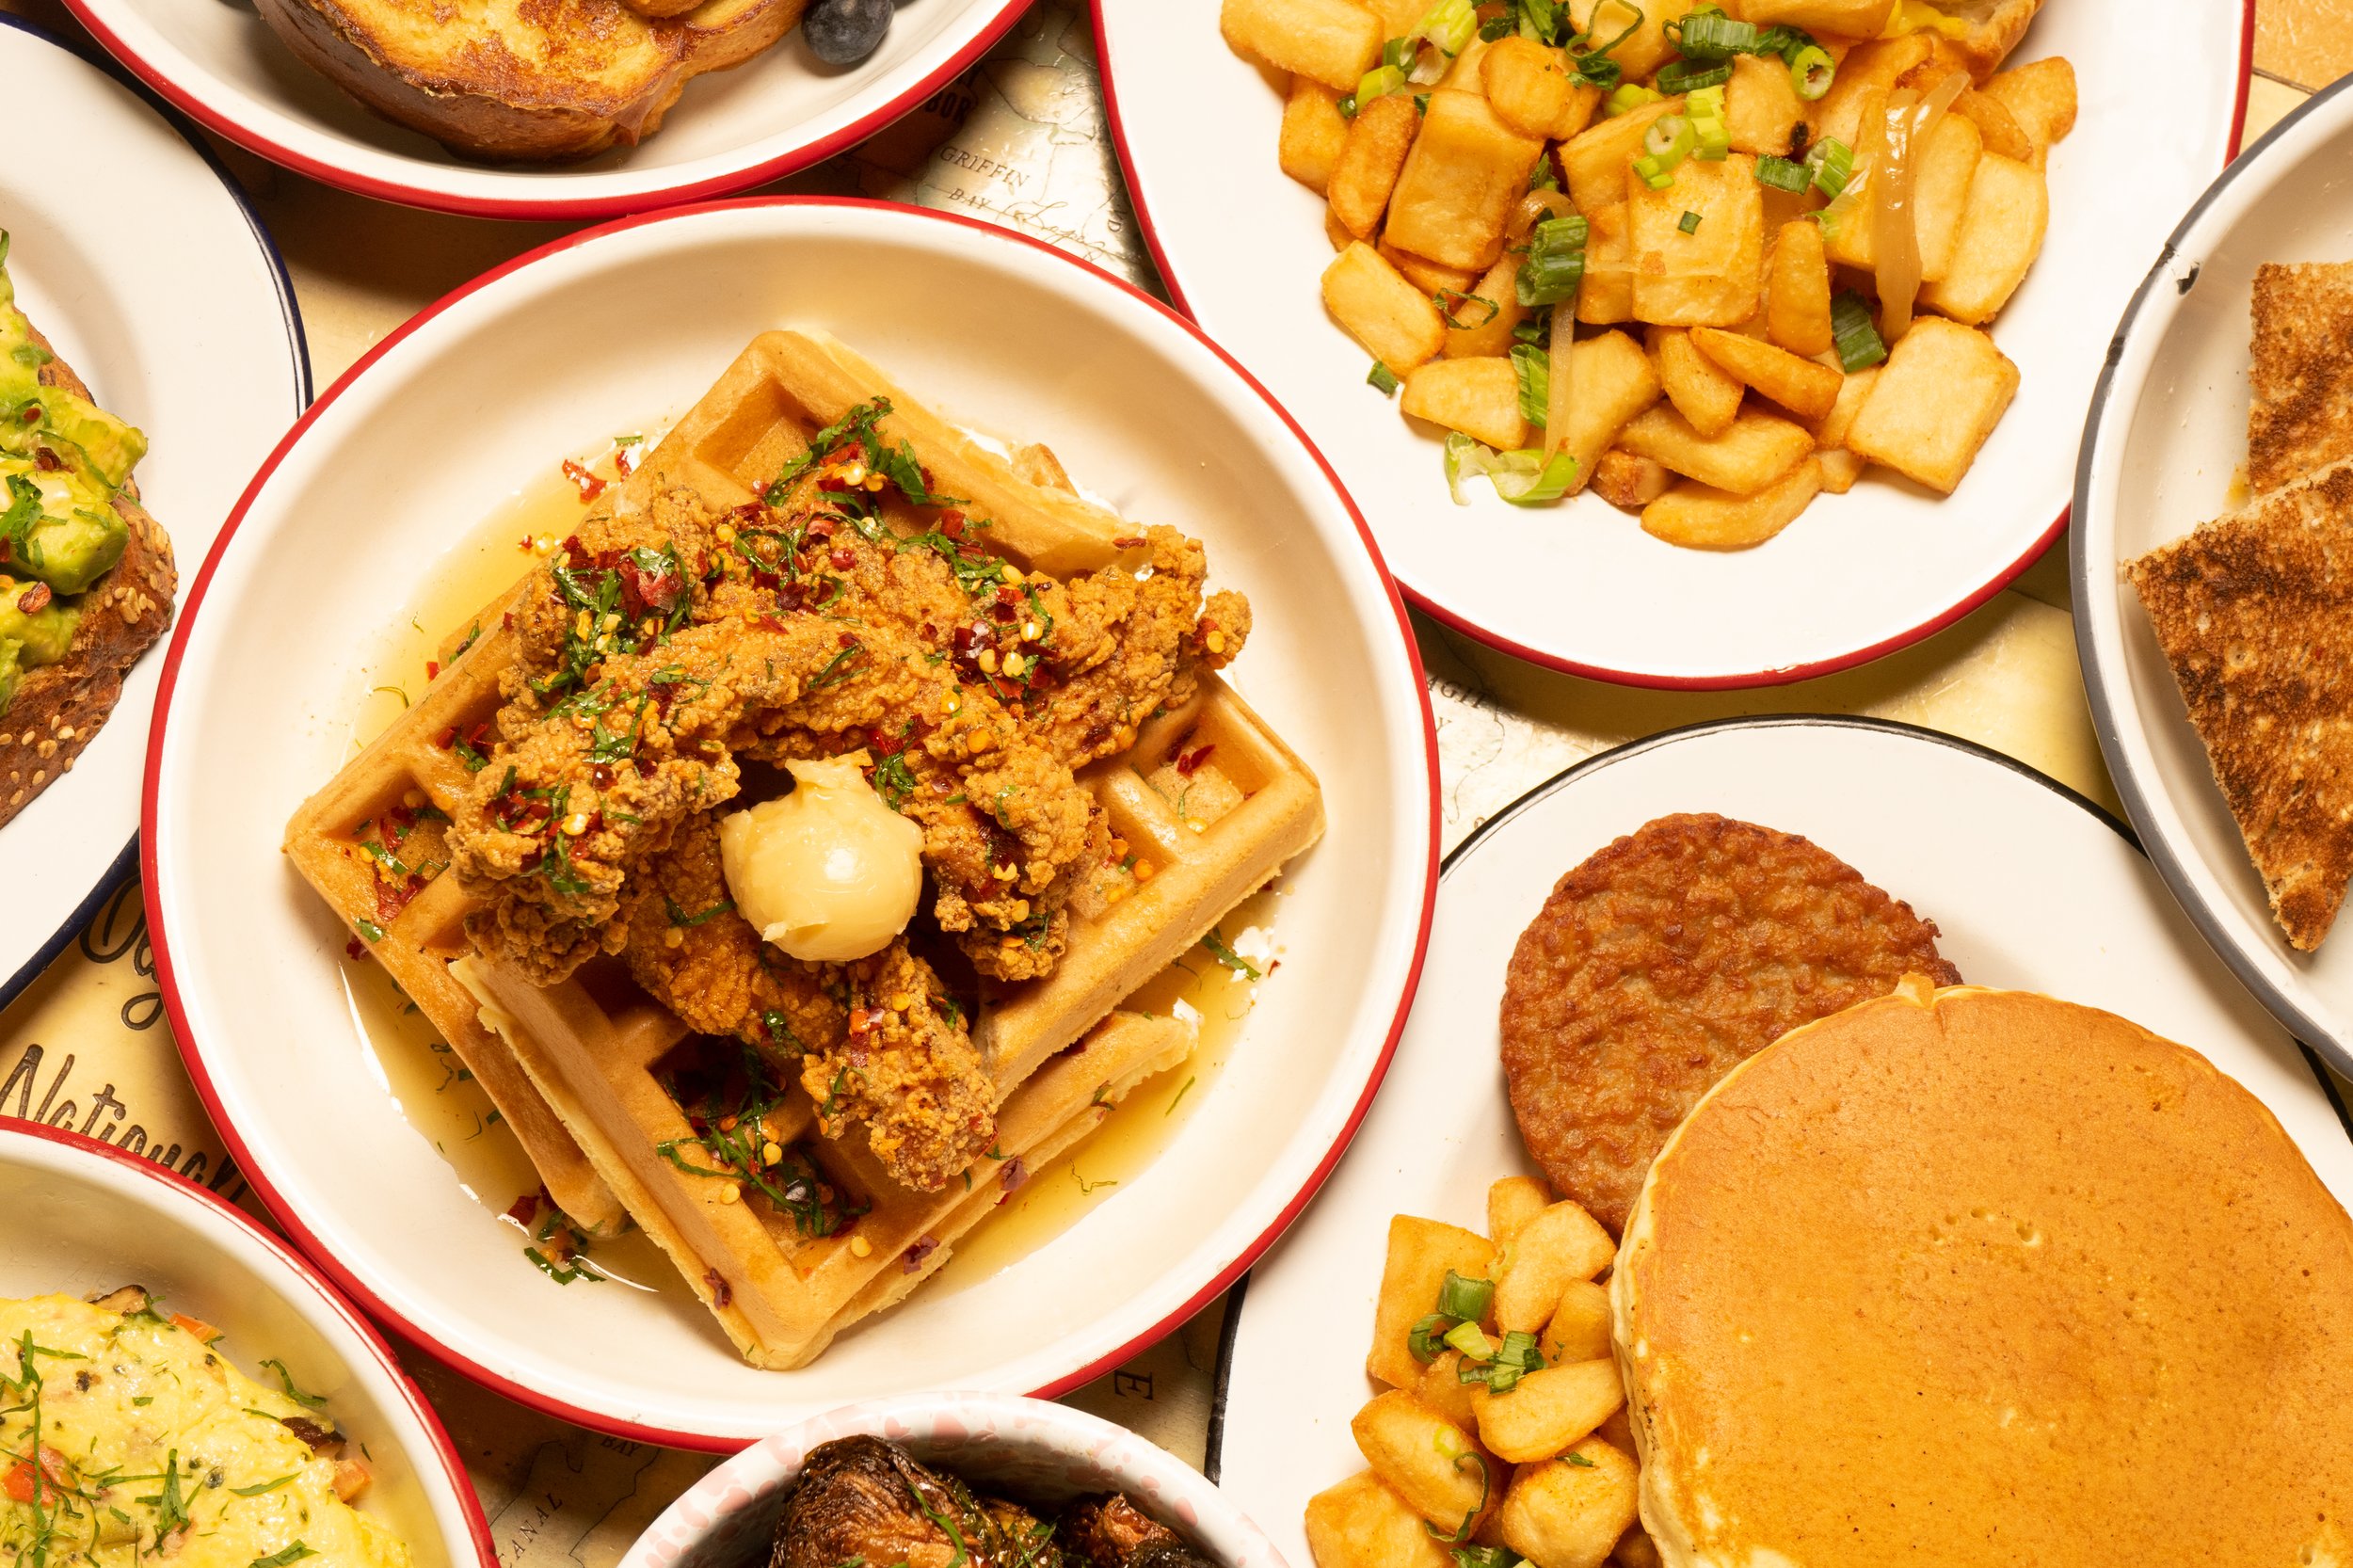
[0,1293,411,1568]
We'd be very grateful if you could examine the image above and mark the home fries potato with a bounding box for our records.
[1222,0,2073,548]
[1305,1176,1656,1568]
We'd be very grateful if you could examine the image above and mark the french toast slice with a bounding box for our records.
[2126,457,2353,952]
[0,328,176,830]
[252,0,804,161]
[2249,262,2353,494]
[1911,0,2042,77]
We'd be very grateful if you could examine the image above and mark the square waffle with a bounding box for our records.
[284,331,1324,1367]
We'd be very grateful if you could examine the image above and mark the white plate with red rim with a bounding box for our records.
[143,196,1439,1447]
[61,0,1031,220]
[0,16,308,1007]
[1202,716,2353,1561]
[2074,72,2353,1083]
[623,1391,1283,1568]
[0,1119,494,1568]
[1095,1,2253,688]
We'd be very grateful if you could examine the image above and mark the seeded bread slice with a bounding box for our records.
[2126,456,2353,951]
[0,327,177,827]
[2249,262,2353,494]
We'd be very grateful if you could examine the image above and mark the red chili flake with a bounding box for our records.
[30,447,60,472]
[919,621,938,644]
[616,552,682,618]
[757,613,790,634]
[838,632,858,648]
[18,405,40,425]
[344,937,369,961]
[433,725,457,749]
[1000,1155,1028,1195]
[829,547,856,570]
[504,1191,541,1226]
[424,659,440,680]
[467,721,492,752]
[591,763,615,788]
[15,583,49,615]
[939,509,967,536]
[1112,535,1147,549]
[848,1007,872,1035]
[731,501,764,524]
[560,460,605,504]
[375,874,424,924]
[636,756,657,777]
[952,625,978,653]
[502,612,516,631]
[869,727,902,756]
[808,516,839,540]
[702,1269,732,1308]
[615,441,641,477]
[902,1235,939,1274]
[1175,744,1217,777]
[991,600,1018,623]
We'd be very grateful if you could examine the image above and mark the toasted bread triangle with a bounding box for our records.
[2249,262,2353,493]
[2127,456,2353,950]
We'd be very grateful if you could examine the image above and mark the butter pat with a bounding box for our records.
[719,755,923,962]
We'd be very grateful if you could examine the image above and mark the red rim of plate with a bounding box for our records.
[0,1116,499,1567]
[1093,1,2262,692]
[140,194,1445,1452]
[56,0,1033,220]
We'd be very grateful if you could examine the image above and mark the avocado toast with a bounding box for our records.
[0,233,176,827]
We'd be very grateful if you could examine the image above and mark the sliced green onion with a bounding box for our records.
[1435,289,1498,329]
[1410,0,1477,56]
[1436,1270,1497,1322]
[1442,433,1484,505]
[1686,83,1730,159]
[1415,92,1431,114]
[1510,342,1549,424]
[1754,153,1812,192]
[1633,115,1696,189]
[1382,35,1415,71]
[1515,0,1561,45]
[1753,24,1817,63]
[1513,314,1546,346]
[1678,210,1702,233]
[1449,1546,1520,1568]
[1496,1329,1545,1370]
[1656,57,1732,93]
[1789,43,1835,101]
[1831,291,1887,372]
[1528,154,1560,192]
[1604,82,1662,118]
[1353,63,1407,105]
[1567,2,1643,86]
[1444,1320,1497,1361]
[1337,93,1359,118]
[1408,1311,1457,1362]
[1479,14,1513,40]
[1515,214,1588,306]
[1368,360,1401,394]
[1806,136,1853,198]
[1493,448,1578,505]
[1669,9,1760,59]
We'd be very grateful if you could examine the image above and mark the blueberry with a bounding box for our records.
[804,0,892,66]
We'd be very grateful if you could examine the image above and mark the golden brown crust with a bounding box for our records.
[0,330,176,830]
[1928,0,2043,78]
[2126,461,2353,950]
[1497,813,1958,1233]
[250,0,804,161]
[2249,262,2353,493]
[1622,985,2353,1568]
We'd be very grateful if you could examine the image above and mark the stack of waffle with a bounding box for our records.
[285,331,1323,1368]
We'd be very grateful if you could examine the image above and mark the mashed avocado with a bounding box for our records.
[0,1293,412,1568]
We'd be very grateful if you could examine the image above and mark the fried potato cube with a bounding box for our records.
[1724,53,1804,157]
[1576,205,1635,325]
[1493,1199,1615,1332]
[1913,110,1984,282]
[1953,88,2034,161]
[1646,326,1742,437]
[1369,1214,1496,1387]
[1482,37,1573,140]
[1821,85,1886,271]
[1589,449,1673,511]
[1595,1404,1637,1456]
[1689,326,1841,420]
[1355,0,1422,33]
[1641,455,1824,549]
[1385,91,1546,271]
[1447,256,1529,359]
[1616,404,1815,493]
[1542,1278,1613,1365]
[1353,1391,1499,1534]
[1330,93,1420,238]
[1561,95,1684,217]
[1845,316,2016,491]
[1281,76,1353,194]
[1810,361,1878,450]
[1630,155,1766,328]
[1404,358,1530,450]
[1916,152,2046,324]
[1552,86,1603,141]
[1982,56,2076,165]
[1488,1176,1552,1247]
[1383,240,1481,297]
[1763,218,1833,357]
[1221,0,1382,92]
[1613,1526,1663,1568]
[1305,1471,1454,1568]
[1558,329,1663,494]
[1417,1349,1482,1431]
[1498,1439,1641,1568]
[1566,0,1693,82]
[1812,33,1927,152]
[1734,0,1895,33]
[1817,447,1866,493]
[1323,243,1447,378]
[1471,1359,1627,1463]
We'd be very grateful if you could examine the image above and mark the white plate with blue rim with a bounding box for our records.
[0,16,308,1007]
[1203,715,2353,1563]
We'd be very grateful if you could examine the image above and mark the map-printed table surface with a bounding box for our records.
[0,1,2344,1561]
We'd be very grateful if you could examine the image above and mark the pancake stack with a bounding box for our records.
[1614,982,2353,1567]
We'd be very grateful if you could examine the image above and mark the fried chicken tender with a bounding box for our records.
[625,813,996,1192]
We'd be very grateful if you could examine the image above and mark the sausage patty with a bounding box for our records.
[1499,813,1960,1234]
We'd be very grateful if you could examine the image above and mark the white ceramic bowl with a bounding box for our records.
[62,0,1028,218]
[144,197,1438,1446]
[2074,75,2353,1080]
[0,16,307,1004]
[0,1120,493,1568]
[625,1392,1286,1568]
[1096,2,2252,687]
